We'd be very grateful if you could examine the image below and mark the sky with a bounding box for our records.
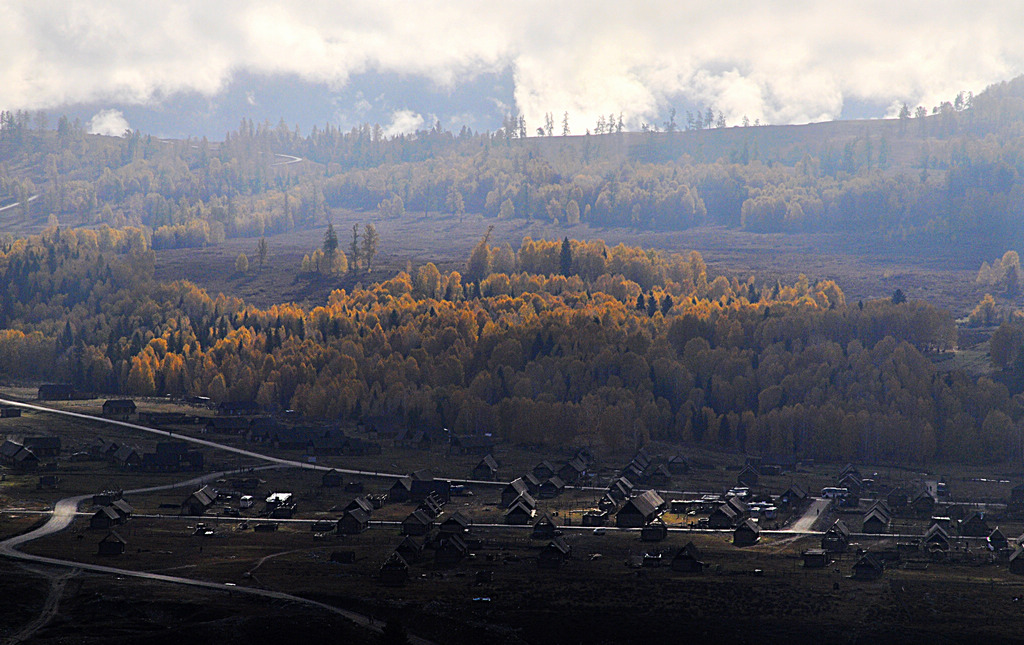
[2,1,1023,139]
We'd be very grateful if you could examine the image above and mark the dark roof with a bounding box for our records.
[725,496,748,515]
[505,477,529,497]
[110,499,134,516]
[541,476,566,489]
[409,469,433,481]
[714,503,739,520]
[343,508,371,525]
[103,399,136,409]
[736,518,760,535]
[533,460,556,473]
[100,530,127,545]
[504,501,535,519]
[620,490,664,519]
[863,508,890,527]
[188,485,217,507]
[391,476,413,491]
[346,497,374,514]
[509,492,537,510]
[476,454,499,471]
[522,472,543,488]
[0,440,24,459]
[403,509,433,527]
[826,519,851,538]
[442,511,472,529]
[381,552,409,570]
[675,541,702,561]
[534,513,556,528]
[854,552,884,572]
[923,524,950,544]
[112,445,139,463]
[781,484,808,501]
[546,535,571,556]
[94,506,120,522]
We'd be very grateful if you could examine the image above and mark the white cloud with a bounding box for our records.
[383,109,424,137]
[87,109,130,136]
[2,2,1024,132]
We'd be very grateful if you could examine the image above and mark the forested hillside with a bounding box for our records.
[3,225,1022,466]
[3,77,1024,248]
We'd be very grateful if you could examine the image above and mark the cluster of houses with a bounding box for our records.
[0,439,41,471]
[88,438,203,473]
[335,493,387,534]
[377,496,478,585]
[0,434,61,472]
[89,492,134,530]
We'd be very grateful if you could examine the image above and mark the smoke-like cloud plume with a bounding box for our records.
[2,1,1023,133]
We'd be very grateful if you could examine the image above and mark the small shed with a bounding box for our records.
[558,456,587,484]
[440,511,472,535]
[641,518,668,542]
[862,508,891,534]
[821,520,851,553]
[337,508,370,535]
[538,476,566,499]
[181,485,217,516]
[501,478,531,508]
[1010,548,1024,575]
[532,460,557,481]
[321,469,344,488]
[90,506,122,530]
[922,524,951,552]
[671,542,704,573]
[777,484,808,509]
[472,454,499,481]
[666,455,689,475]
[532,513,558,540]
[380,552,410,586]
[98,531,126,556]
[886,487,908,510]
[912,490,937,518]
[733,518,761,547]
[615,490,665,528]
[37,383,74,400]
[345,497,374,516]
[0,406,21,418]
[960,512,991,538]
[395,536,424,564]
[504,501,536,525]
[434,534,468,567]
[389,476,413,503]
[803,549,829,568]
[852,552,884,580]
[402,509,434,536]
[737,464,759,487]
[708,503,739,529]
[102,399,136,420]
[989,527,1009,552]
[538,536,571,569]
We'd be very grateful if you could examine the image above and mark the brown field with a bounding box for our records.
[152,209,1002,319]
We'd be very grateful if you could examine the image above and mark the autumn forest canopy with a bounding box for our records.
[4,78,1024,466]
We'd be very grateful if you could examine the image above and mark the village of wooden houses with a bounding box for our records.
[6,385,1024,642]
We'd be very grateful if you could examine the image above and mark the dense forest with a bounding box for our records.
[3,77,1024,248]
[3,224,1024,467]
[3,79,1024,466]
